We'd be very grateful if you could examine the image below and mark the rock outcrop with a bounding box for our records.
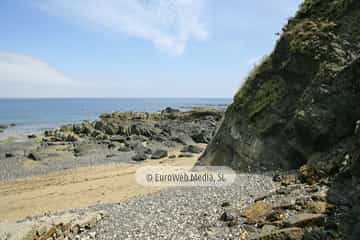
[40,108,222,160]
[199,0,360,173]
[198,0,360,238]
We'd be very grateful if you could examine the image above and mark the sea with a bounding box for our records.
[0,98,231,138]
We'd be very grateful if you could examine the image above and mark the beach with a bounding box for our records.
[0,107,223,222]
[0,105,339,240]
[0,148,199,222]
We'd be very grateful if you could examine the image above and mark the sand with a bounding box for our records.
[0,152,199,223]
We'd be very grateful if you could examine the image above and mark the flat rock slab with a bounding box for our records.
[250,227,304,240]
[242,201,273,222]
[285,213,325,228]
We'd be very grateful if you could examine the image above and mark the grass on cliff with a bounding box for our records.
[234,55,272,103]
[297,0,355,20]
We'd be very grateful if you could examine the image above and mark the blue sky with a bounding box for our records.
[0,0,303,98]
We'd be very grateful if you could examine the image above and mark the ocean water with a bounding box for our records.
[0,98,231,137]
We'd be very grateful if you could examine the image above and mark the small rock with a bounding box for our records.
[266,209,287,222]
[285,213,325,228]
[108,143,117,149]
[242,201,273,222]
[110,136,125,143]
[5,152,14,158]
[169,155,176,159]
[261,224,277,233]
[178,153,194,158]
[118,145,130,152]
[161,107,180,114]
[311,191,327,201]
[28,152,42,161]
[89,231,97,239]
[132,153,147,161]
[0,124,8,129]
[151,149,168,159]
[27,134,37,139]
[220,208,242,226]
[180,145,204,154]
[66,134,79,142]
[250,227,304,240]
[273,173,282,182]
[299,165,320,185]
[355,120,360,134]
[171,133,195,145]
[144,148,153,155]
[306,201,328,214]
[221,202,231,207]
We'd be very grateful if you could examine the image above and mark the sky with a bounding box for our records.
[0,0,303,98]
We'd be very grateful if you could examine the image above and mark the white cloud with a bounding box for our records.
[37,0,208,55]
[0,52,80,97]
[0,52,73,85]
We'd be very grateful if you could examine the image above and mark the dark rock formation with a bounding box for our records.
[28,152,42,161]
[199,0,360,173]
[181,145,204,154]
[132,152,148,161]
[43,108,224,158]
[198,0,360,238]
[151,149,168,159]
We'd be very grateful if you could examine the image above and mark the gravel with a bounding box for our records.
[90,174,275,240]
[0,141,135,181]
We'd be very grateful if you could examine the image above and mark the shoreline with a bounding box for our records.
[0,107,223,221]
[0,148,200,223]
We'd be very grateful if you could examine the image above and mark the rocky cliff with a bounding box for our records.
[198,0,360,238]
[199,0,360,173]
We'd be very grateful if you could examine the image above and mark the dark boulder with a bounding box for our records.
[94,121,106,131]
[181,145,204,154]
[66,134,79,142]
[118,145,130,152]
[28,152,42,161]
[44,130,56,137]
[219,208,241,222]
[108,143,117,149]
[110,136,126,143]
[72,124,82,134]
[132,152,148,161]
[91,130,102,138]
[191,130,211,144]
[5,152,14,158]
[161,107,180,114]
[0,124,8,129]
[171,133,195,145]
[151,149,168,159]
[104,124,117,135]
[125,140,151,153]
